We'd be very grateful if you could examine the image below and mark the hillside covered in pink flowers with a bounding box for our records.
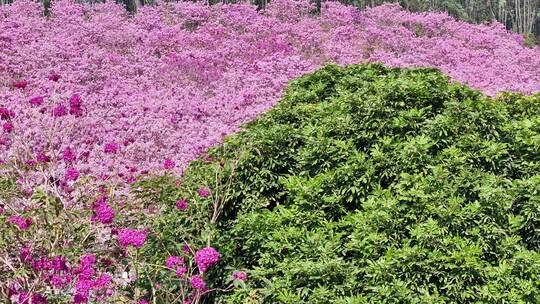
[1,0,540,186]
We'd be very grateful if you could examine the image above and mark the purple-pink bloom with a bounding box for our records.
[13,80,27,89]
[36,152,50,163]
[182,243,191,254]
[176,266,187,278]
[232,271,248,281]
[190,275,206,289]
[62,147,76,162]
[194,247,220,273]
[92,274,112,288]
[176,199,188,210]
[73,293,88,303]
[3,122,14,133]
[69,94,83,117]
[80,254,96,269]
[52,104,68,117]
[165,255,184,268]
[197,187,211,198]
[48,74,61,81]
[29,96,44,107]
[51,256,69,271]
[0,107,14,120]
[25,159,36,166]
[51,275,68,288]
[19,246,32,263]
[164,158,175,169]
[104,142,119,154]
[118,228,148,249]
[65,167,80,181]
[91,196,115,224]
[7,215,33,230]
[18,291,48,304]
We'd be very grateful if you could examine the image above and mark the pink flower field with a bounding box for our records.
[1,0,540,187]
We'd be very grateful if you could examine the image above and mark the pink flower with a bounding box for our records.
[36,152,50,163]
[73,293,88,303]
[69,94,83,117]
[62,147,76,162]
[3,122,14,133]
[194,247,220,273]
[80,254,97,268]
[65,167,79,181]
[52,104,68,117]
[198,187,211,198]
[25,159,36,166]
[233,271,248,281]
[138,300,149,304]
[92,274,112,288]
[0,107,15,120]
[190,275,206,290]
[18,291,48,304]
[19,246,32,263]
[7,215,33,230]
[12,80,27,89]
[51,275,68,288]
[118,228,147,249]
[29,96,44,107]
[176,266,187,278]
[51,256,68,271]
[165,255,184,268]
[104,142,119,154]
[182,244,191,254]
[91,196,115,224]
[164,158,175,169]
[176,199,188,210]
[48,74,60,81]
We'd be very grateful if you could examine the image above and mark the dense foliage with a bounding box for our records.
[148,64,540,303]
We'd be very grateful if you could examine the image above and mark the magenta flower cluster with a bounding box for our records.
[176,199,188,210]
[197,187,211,198]
[194,247,220,273]
[165,255,187,278]
[7,215,33,230]
[117,228,148,249]
[91,196,115,224]
[232,271,248,282]
[11,249,113,303]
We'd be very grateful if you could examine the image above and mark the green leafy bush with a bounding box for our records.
[139,64,540,303]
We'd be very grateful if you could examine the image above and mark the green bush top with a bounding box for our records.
[138,64,540,303]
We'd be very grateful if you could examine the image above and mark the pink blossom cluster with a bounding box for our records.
[10,250,113,303]
[117,228,148,249]
[165,255,188,277]
[194,247,220,273]
[7,215,33,230]
[91,195,115,224]
[1,0,539,192]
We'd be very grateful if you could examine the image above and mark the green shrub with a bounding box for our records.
[138,64,540,303]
